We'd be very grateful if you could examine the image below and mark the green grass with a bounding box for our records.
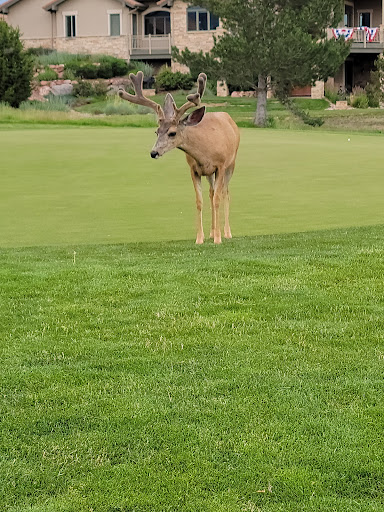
[1,126,384,511]
[1,226,384,511]
[1,127,384,247]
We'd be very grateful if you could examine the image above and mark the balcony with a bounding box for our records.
[328,26,384,52]
[129,34,172,59]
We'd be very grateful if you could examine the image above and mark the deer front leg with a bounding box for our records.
[213,172,225,245]
[224,164,235,239]
[206,174,215,239]
[190,169,204,244]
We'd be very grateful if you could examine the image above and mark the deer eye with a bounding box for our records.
[168,132,177,138]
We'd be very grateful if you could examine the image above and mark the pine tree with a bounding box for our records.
[0,21,33,107]
[184,0,350,126]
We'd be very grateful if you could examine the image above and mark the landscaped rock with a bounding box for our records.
[51,84,73,96]
[231,91,257,98]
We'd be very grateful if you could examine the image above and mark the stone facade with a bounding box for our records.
[311,81,325,99]
[55,36,128,59]
[22,38,54,50]
[171,1,224,72]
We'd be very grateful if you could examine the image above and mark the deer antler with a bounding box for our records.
[119,71,164,119]
[174,73,207,120]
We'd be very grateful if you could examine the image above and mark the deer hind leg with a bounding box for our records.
[206,174,215,239]
[190,169,204,244]
[224,164,235,239]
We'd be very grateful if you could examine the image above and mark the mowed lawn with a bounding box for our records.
[1,127,384,247]
[1,126,384,512]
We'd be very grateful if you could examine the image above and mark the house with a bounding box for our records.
[0,0,223,71]
[328,1,384,91]
[2,0,383,96]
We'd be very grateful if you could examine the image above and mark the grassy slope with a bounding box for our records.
[1,127,384,248]
[1,226,384,512]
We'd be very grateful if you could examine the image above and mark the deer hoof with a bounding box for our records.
[196,237,204,245]
[214,237,222,245]
[224,231,232,239]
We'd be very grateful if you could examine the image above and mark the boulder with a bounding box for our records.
[51,83,74,96]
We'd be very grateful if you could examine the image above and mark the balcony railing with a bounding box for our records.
[328,26,384,48]
[129,34,172,55]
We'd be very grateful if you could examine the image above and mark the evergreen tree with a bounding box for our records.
[184,0,350,126]
[0,21,33,107]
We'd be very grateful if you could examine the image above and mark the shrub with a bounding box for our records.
[103,97,152,116]
[97,62,114,79]
[365,82,380,108]
[36,66,58,81]
[110,58,129,77]
[325,86,349,104]
[73,81,94,97]
[62,68,76,81]
[0,21,34,107]
[93,81,108,97]
[77,63,99,79]
[155,67,194,91]
[19,95,71,111]
[351,93,369,109]
[26,47,55,57]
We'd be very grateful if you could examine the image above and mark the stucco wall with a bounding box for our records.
[55,0,129,38]
[6,0,52,39]
[353,0,382,27]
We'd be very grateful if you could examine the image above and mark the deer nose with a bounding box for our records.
[150,150,159,159]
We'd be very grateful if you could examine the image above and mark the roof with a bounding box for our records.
[0,0,173,13]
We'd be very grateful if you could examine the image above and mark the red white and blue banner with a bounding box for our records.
[332,28,355,40]
[364,27,379,42]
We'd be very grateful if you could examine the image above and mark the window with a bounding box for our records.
[132,13,137,35]
[344,5,353,27]
[144,11,171,35]
[187,6,219,31]
[359,12,371,27]
[109,12,121,36]
[65,15,76,37]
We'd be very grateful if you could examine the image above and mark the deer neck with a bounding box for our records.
[177,127,207,166]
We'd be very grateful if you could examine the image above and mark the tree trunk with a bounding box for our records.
[255,74,267,127]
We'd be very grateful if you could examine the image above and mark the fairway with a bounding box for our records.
[1,125,384,512]
[1,127,384,247]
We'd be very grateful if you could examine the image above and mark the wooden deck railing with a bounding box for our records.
[130,34,172,55]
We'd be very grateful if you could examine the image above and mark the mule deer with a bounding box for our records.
[119,71,240,244]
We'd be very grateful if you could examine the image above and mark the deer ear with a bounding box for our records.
[182,106,206,126]
[163,93,176,118]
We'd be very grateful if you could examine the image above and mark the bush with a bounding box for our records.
[26,47,55,57]
[36,66,58,81]
[73,81,94,97]
[76,63,99,79]
[350,87,369,109]
[97,62,114,79]
[351,93,369,109]
[366,82,380,108]
[0,21,34,107]
[103,98,152,116]
[66,55,129,79]
[93,81,108,97]
[62,68,76,81]
[19,95,71,111]
[155,67,194,91]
